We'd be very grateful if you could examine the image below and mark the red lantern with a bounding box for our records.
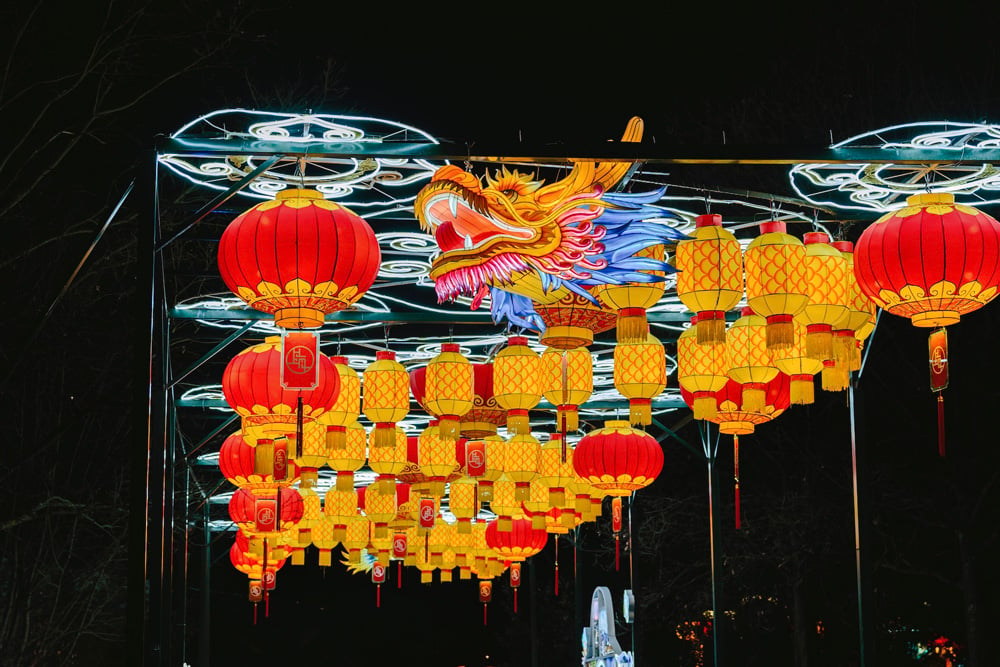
[217,188,381,329]
[485,515,548,562]
[228,487,304,537]
[573,420,664,496]
[222,337,339,444]
[218,431,300,494]
[854,192,1000,327]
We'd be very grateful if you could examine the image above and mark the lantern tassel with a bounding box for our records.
[253,603,257,625]
[397,561,402,588]
[615,534,620,571]
[514,588,518,614]
[295,396,304,459]
[265,591,269,618]
[372,425,394,449]
[376,584,381,608]
[617,309,648,344]
[629,399,652,427]
[696,313,727,346]
[937,393,946,457]
[484,603,488,626]
[765,316,795,350]
[554,538,559,596]
[734,435,741,530]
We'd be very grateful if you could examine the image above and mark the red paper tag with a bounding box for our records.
[249,580,263,602]
[418,498,435,529]
[479,580,493,603]
[281,331,319,390]
[273,437,288,481]
[255,498,277,533]
[372,562,386,584]
[465,440,486,477]
[263,569,276,591]
[929,328,949,392]
[392,532,408,559]
[611,497,623,534]
[509,562,522,588]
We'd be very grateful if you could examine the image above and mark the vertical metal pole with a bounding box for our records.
[159,260,173,667]
[701,423,721,667]
[200,503,211,667]
[529,558,539,667]
[180,451,190,665]
[848,383,874,666]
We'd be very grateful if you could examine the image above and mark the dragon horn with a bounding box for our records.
[534,117,644,205]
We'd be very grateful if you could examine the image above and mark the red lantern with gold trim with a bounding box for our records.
[218,189,381,329]
[573,420,663,496]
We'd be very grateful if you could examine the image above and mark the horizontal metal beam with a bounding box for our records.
[174,396,688,410]
[169,306,696,324]
[157,137,1000,165]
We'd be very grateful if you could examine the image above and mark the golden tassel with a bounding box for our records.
[805,326,833,360]
[291,549,305,566]
[371,425,395,449]
[420,571,432,584]
[617,309,648,344]
[575,495,589,515]
[460,567,472,580]
[349,550,361,564]
[514,483,530,502]
[507,410,530,435]
[438,417,460,440]
[765,316,795,350]
[789,376,815,405]
[336,471,354,492]
[532,514,546,530]
[458,520,472,534]
[318,549,332,567]
[850,341,863,372]
[832,331,855,365]
[742,386,766,413]
[629,399,652,426]
[477,482,494,503]
[326,425,347,450]
[561,510,576,528]
[693,395,718,421]
[374,524,388,539]
[696,314,727,346]
[549,488,566,507]
[332,526,346,543]
[821,362,849,392]
[440,569,453,583]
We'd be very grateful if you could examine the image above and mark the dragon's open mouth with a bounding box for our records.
[433,252,531,304]
[420,189,536,255]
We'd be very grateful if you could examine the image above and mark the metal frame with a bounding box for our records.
[131,137,993,667]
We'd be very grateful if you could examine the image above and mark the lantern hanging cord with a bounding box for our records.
[811,211,833,239]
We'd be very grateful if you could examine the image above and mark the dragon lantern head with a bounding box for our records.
[414,118,686,326]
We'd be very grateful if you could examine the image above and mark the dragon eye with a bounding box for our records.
[501,189,519,201]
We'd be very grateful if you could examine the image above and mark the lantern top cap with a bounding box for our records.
[376,350,396,361]
[603,419,632,429]
[906,192,955,206]
[758,221,787,234]
[508,335,529,346]
[331,355,349,365]
[441,343,461,353]
[803,231,831,245]
[695,213,723,228]
[832,240,853,253]
[276,188,323,201]
[740,305,754,316]
[265,335,281,345]
[256,438,274,445]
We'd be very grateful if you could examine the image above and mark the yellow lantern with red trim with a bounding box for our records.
[341,516,373,564]
[367,425,409,492]
[327,421,366,492]
[490,478,526,532]
[425,343,474,440]
[593,244,667,343]
[308,520,340,567]
[493,335,544,435]
[318,355,360,450]
[360,482,398,539]
[772,320,823,405]
[537,432,576,509]
[287,422,328,475]
[675,213,744,345]
[448,477,479,534]
[831,240,877,372]
[541,347,592,433]
[676,316,730,421]
[293,470,323,548]
[744,221,809,350]
[363,350,410,449]
[725,307,778,414]
[795,231,849,360]
[613,331,667,426]
[323,484,358,543]
[502,433,541,501]
[474,434,506,504]
[417,421,459,497]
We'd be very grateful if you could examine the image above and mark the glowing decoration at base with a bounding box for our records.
[854,192,1000,327]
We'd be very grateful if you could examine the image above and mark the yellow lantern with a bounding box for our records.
[831,240,877,372]
[327,421,366,492]
[493,335,543,435]
[674,213,744,345]
[474,434,506,504]
[541,347,592,432]
[309,519,340,567]
[425,343,474,440]
[318,355,361,449]
[593,244,666,343]
[287,421,327,474]
[341,516,373,565]
[676,316,730,421]
[323,485,359,543]
[361,482,398,539]
[522,479,553,530]
[292,470,323,548]
[772,320,823,405]
[744,221,809,350]
[367,425,409,492]
[490,478,526,532]
[363,350,410,448]
[448,477,479,534]
[725,307,778,413]
[537,432,576,509]
[795,231,849,360]
[502,433,541,501]
[613,331,667,426]
[417,421,459,497]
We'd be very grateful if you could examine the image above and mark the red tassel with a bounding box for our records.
[937,394,946,457]
[483,603,488,626]
[615,534,620,571]
[265,592,269,618]
[397,561,402,588]
[514,589,518,614]
[253,603,257,625]
[376,584,381,608]
[734,435,742,529]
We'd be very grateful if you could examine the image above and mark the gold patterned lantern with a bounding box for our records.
[541,347,592,433]
[448,477,479,534]
[537,433,576,508]
[360,482,398,539]
[323,485,358,543]
[367,425,409,492]
[772,320,823,405]
[493,336,543,435]
[502,433,541,501]
[287,422,327,474]
[613,331,667,426]
[795,232,849,360]
[327,421,366,492]
[417,421,459,497]
[341,516,373,564]
[318,355,361,449]
[535,290,618,349]
[593,244,667,343]
[725,307,778,413]
[744,221,809,350]
[676,316,730,421]
[425,343,474,440]
[363,350,410,449]
[490,478,526,532]
[674,213,744,345]
[522,478,553,530]
[831,241,877,372]
[475,434,506,504]
[293,470,323,548]
[309,520,340,567]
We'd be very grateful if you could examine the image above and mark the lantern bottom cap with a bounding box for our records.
[910,310,961,328]
[274,307,326,329]
[540,325,592,349]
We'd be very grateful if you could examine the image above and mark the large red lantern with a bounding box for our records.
[854,192,1000,327]
[222,337,339,444]
[573,420,663,496]
[218,430,300,494]
[485,515,548,562]
[217,188,382,329]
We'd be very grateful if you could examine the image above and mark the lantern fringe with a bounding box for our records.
[693,396,718,421]
[851,341,863,372]
[821,364,850,392]
[371,425,395,449]
[421,571,432,584]
[374,524,388,539]
[332,526,346,542]
[532,514,546,530]
[937,393,946,457]
[336,472,354,492]
[549,489,566,508]
[629,400,652,426]
[806,330,833,361]
[514,483,530,502]
[696,316,727,346]
[507,412,530,435]
[292,549,305,565]
[458,519,472,534]
[766,320,795,350]
[349,550,361,564]
[558,406,579,432]
[617,312,648,344]
[575,496,589,515]
[741,387,766,413]
[789,377,815,405]
[833,333,855,365]
[319,549,332,567]
[438,417,461,440]
[377,477,394,494]
[440,569,453,583]
[326,427,347,450]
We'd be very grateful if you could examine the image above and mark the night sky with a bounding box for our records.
[3,2,1000,666]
